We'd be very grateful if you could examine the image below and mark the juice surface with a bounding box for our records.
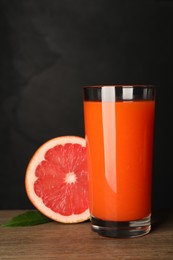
[84,100,155,221]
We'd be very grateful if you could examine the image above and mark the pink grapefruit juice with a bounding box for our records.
[84,100,155,222]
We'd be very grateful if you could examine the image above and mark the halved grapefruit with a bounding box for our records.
[25,136,90,223]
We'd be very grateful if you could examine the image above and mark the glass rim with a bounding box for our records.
[83,84,156,101]
[83,84,156,89]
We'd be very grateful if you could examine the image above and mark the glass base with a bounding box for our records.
[91,215,151,238]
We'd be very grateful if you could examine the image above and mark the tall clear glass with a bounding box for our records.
[83,85,156,238]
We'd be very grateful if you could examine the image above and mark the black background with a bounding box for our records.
[0,0,173,210]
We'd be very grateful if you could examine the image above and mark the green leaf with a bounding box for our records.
[2,210,53,227]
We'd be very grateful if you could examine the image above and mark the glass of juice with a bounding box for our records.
[83,85,156,238]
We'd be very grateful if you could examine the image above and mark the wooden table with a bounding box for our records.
[0,210,173,260]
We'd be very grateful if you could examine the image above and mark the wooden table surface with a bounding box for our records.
[0,210,173,260]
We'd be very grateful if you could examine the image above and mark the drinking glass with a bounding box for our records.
[83,85,156,238]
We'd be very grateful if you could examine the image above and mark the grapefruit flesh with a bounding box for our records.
[25,136,90,223]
